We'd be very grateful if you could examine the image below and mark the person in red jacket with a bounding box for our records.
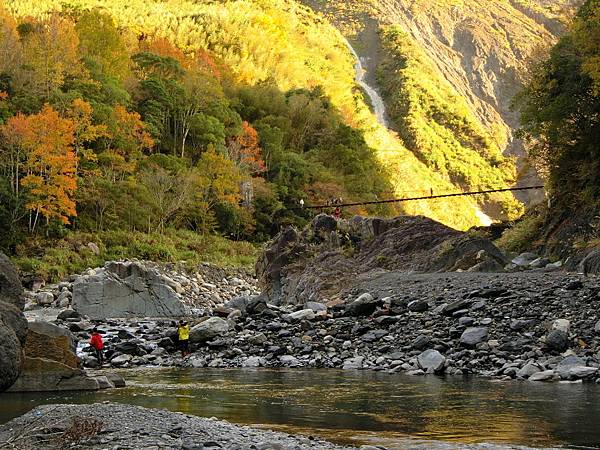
[90,328,104,365]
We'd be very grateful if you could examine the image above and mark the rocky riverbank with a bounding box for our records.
[14,215,600,385]
[40,271,600,384]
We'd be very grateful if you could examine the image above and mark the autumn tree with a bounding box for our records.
[14,14,85,104]
[16,105,77,231]
[66,98,108,172]
[0,5,21,79]
[227,121,266,174]
[108,104,154,157]
[184,147,242,233]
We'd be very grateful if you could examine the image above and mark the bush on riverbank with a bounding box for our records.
[12,229,258,282]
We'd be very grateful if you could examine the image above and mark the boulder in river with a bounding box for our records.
[0,252,27,392]
[72,261,187,318]
[7,320,108,392]
[416,349,446,373]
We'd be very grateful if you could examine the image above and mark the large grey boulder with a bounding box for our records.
[0,252,27,392]
[72,261,187,318]
[190,317,229,343]
[7,319,105,392]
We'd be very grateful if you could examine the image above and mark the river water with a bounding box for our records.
[2,368,600,449]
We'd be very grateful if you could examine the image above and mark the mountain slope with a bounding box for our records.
[302,0,581,206]
[5,0,505,229]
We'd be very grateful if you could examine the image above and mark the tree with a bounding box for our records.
[17,105,77,231]
[66,98,108,172]
[227,121,266,174]
[107,104,154,158]
[76,9,130,82]
[516,0,600,205]
[139,160,194,232]
[14,14,85,103]
[185,147,242,233]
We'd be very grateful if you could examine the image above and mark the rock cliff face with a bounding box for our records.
[0,252,27,391]
[256,214,508,305]
[72,261,187,319]
[373,0,580,150]
[303,0,582,205]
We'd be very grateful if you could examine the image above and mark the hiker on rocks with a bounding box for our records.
[178,320,190,357]
[90,328,104,365]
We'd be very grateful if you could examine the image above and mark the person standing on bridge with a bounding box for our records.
[333,206,341,220]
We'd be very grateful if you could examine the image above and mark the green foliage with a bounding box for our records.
[12,229,258,281]
[495,205,547,253]
[516,0,600,208]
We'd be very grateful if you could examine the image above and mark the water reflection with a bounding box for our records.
[1,369,600,448]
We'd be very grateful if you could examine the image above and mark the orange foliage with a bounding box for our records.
[227,121,265,175]
[193,48,221,79]
[139,37,189,67]
[16,105,78,227]
[110,104,154,156]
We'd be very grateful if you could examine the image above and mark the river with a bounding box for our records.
[2,368,600,449]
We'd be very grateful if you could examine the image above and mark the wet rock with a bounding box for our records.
[416,349,445,373]
[242,356,263,367]
[528,370,556,382]
[111,354,133,366]
[516,363,542,379]
[343,356,364,370]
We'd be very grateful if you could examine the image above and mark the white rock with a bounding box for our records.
[552,319,570,333]
[286,309,315,321]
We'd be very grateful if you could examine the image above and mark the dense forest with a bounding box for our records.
[517,0,600,208]
[0,1,398,276]
[2,0,589,278]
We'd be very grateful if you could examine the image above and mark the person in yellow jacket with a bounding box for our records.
[177,320,190,357]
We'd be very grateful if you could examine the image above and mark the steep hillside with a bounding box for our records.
[4,0,507,230]
[302,0,581,205]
